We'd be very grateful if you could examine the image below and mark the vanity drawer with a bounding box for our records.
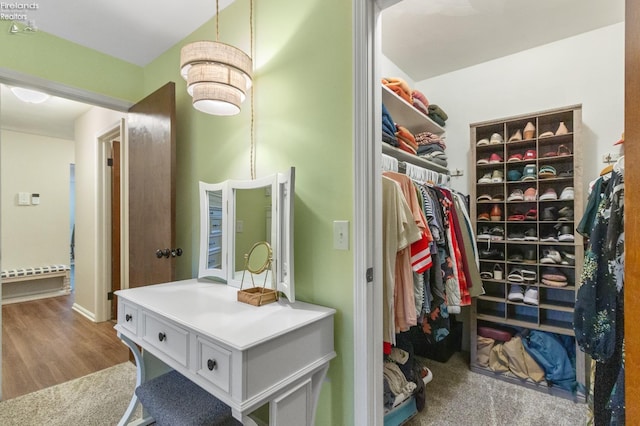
[196,336,231,393]
[142,312,189,367]
[120,301,138,335]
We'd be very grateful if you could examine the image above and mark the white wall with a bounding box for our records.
[1,130,74,267]
[73,107,124,320]
[415,22,625,196]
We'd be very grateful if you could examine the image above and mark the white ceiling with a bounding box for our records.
[0,0,626,137]
[382,0,625,81]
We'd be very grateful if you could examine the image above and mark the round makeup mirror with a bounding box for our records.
[246,241,272,274]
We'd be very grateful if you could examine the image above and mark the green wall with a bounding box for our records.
[1,0,355,424]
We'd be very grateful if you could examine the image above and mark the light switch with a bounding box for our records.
[333,220,349,250]
[17,192,30,206]
[236,220,244,233]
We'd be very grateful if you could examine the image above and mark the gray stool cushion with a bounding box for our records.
[135,370,241,426]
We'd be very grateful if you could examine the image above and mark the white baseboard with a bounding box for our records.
[72,302,97,322]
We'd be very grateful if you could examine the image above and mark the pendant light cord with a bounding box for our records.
[250,0,256,180]
[215,0,219,41]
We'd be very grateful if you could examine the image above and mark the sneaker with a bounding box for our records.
[542,206,558,221]
[490,226,505,241]
[540,233,559,242]
[480,248,504,260]
[539,188,558,201]
[560,251,576,266]
[524,228,538,241]
[559,187,574,200]
[558,206,574,221]
[490,133,504,144]
[508,284,525,302]
[489,153,503,164]
[477,226,491,240]
[507,153,523,162]
[521,164,537,181]
[477,157,490,165]
[477,193,493,202]
[477,138,490,146]
[478,172,492,184]
[557,224,575,242]
[507,189,524,202]
[523,287,539,305]
[524,187,537,201]
[507,231,525,241]
[540,248,562,264]
[491,169,504,183]
[525,209,537,221]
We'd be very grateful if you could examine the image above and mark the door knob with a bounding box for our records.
[171,248,183,257]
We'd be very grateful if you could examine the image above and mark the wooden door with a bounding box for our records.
[625,0,639,418]
[110,141,121,319]
[128,82,176,288]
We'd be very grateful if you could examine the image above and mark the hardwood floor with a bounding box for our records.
[1,293,130,400]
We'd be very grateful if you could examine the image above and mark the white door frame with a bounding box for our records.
[352,0,384,424]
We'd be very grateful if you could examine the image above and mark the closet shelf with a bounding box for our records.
[382,85,445,135]
[382,143,449,174]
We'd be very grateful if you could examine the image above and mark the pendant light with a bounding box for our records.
[180,0,252,116]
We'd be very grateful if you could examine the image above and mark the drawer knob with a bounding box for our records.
[158,332,167,342]
[207,359,217,371]
[125,314,132,322]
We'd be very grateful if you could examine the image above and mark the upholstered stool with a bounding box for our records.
[135,370,241,426]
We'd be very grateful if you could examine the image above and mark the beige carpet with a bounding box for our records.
[406,352,589,426]
[0,362,138,426]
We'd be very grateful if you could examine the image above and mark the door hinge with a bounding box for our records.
[107,158,114,167]
[366,267,373,283]
[107,291,114,300]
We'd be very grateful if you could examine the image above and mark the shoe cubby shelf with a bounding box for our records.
[470,105,585,402]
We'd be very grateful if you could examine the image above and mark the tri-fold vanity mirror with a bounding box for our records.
[198,167,295,302]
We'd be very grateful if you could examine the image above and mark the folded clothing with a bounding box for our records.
[412,97,428,115]
[428,112,446,127]
[412,89,429,109]
[382,131,398,147]
[417,143,444,156]
[383,77,412,103]
[414,131,446,149]
[395,125,418,151]
[382,103,396,136]
[428,104,448,121]
[478,326,514,342]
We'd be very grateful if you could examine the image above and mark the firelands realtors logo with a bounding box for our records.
[1,2,39,21]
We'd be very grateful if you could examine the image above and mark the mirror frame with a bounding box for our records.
[197,167,295,302]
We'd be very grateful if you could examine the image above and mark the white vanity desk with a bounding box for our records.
[115,279,336,425]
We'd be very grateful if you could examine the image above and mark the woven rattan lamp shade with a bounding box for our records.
[180,41,252,116]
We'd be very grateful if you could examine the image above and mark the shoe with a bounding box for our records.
[538,165,557,179]
[507,169,523,181]
[558,206,574,221]
[523,149,537,161]
[492,194,505,201]
[523,287,539,305]
[480,248,504,260]
[539,131,555,138]
[508,129,523,142]
[525,209,537,221]
[478,172,492,184]
[557,144,572,156]
[489,153,503,164]
[540,233,559,242]
[508,284,525,302]
[560,251,576,266]
[477,157,490,165]
[478,212,491,221]
[559,187,574,200]
[491,170,504,183]
[542,278,568,288]
[559,169,574,178]
[477,226,491,240]
[521,164,537,181]
[524,228,538,241]
[507,189,524,202]
[508,250,524,262]
[540,248,562,264]
[493,264,504,280]
[490,226,505,241]
[508,268,524,282]
[539,188,558,201]
[556,122,569,135]
[523,122,535,139]
[523,247,537,264]
[542,267,567,283]
[542,206,558,221]
[521,269,537,282]
[490,133,504,144]
[507,231,525,241]
[477,138,490,146]
[477,193,493,202]
[490,204,502,221]
[524,188,537,201]
[507,153,523,162]
[557,224,574,242]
